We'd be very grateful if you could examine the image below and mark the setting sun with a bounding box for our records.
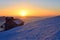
[20,10,27,16]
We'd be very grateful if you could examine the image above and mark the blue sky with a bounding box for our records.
[0,0,60,9]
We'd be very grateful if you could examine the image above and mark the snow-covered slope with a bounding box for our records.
[0,16,60,40]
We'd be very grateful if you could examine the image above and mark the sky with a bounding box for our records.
[0,0,60,16]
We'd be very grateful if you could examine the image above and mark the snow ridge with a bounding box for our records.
[0,16,60,40]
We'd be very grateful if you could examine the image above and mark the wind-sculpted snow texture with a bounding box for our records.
[0,16,60,40]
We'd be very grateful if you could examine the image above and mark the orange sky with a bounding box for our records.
[0,6,59,16]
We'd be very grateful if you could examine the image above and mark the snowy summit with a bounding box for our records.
[0,16,60,40]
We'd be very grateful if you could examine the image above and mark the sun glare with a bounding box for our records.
[20,10,27,16]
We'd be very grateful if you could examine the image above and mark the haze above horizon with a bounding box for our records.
[0,0,60,16]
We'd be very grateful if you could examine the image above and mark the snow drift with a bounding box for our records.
[0,16,60,40]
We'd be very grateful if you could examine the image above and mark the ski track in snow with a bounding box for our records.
[0,16,60,40]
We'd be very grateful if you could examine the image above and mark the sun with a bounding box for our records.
[20,10,27,16]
